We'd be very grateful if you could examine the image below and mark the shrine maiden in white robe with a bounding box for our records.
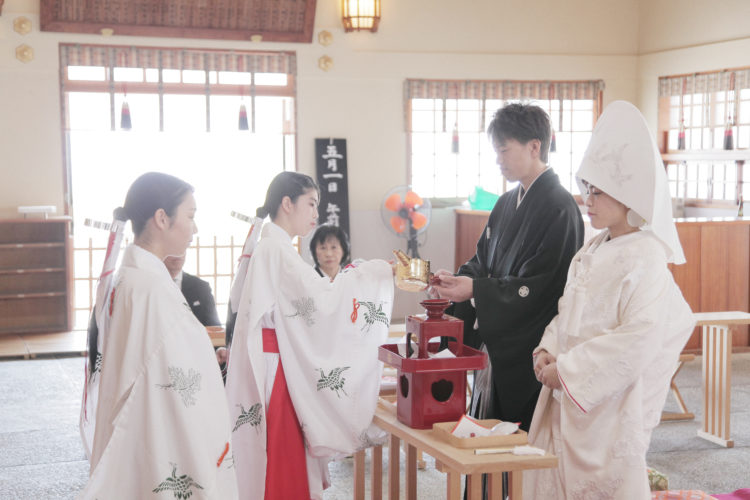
[79,244,238,500]
[225,222,393,500]
[525,230,694,500]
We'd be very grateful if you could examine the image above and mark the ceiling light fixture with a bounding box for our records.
[341,0,381,33]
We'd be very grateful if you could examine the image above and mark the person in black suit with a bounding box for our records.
[164,255,221,326]
[163,255,227,372]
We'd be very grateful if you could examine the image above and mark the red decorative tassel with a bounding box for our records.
[238,103,249,131]
[724,117,734,150]
[451,123,459,154]
[120,100,132,130]
[550,130,557,153]
[677,120,685,150]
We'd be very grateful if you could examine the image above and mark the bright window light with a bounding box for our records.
[255,73,288,86]
[68,66,105,81]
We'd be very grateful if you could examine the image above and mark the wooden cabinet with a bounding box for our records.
[0,218,73,335]
[454,209,490,270]
[455,210,750,351]
[670,219,750,350]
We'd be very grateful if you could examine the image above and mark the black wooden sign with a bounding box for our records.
[314,138,350,237]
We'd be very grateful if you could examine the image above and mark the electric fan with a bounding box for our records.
[380,186,432,258]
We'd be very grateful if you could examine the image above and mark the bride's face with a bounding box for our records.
[584,184,628,232]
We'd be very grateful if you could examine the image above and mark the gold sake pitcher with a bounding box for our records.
[393,249,433,292]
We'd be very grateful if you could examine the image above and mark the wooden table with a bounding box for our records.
[353,400,557,500]
[694,311,750,448]
[206,326,225,348]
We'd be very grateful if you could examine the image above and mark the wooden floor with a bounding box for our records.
[0,330,87,359]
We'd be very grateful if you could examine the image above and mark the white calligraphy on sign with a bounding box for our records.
[326,202,341,226]
[322,144,344,173]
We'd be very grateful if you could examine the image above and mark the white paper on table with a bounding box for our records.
[450,414,493,438]
[512,445,546,456]
[451,414,520,439]
[489,421,519,436]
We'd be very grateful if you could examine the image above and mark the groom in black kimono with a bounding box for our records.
[433,103,584,432]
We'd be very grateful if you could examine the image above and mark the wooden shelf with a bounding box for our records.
[0,267,65,275]
[0,219,72,335]
[662,150,750,162]
[0,242,65,249]
[0,292,66,300]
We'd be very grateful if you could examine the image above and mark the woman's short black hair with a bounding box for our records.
[114,172,193,236]
[256,171,320,220]
[487,103,552,163]
[309,225,350,267]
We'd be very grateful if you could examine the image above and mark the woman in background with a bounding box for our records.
[525,101,695,499]
[225,172,394,500]
[80,172,237,499]
[310,224,350,281]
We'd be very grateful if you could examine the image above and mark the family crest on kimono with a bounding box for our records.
[525,101,695,499]
[432,102,584,431]
[225,171,394,500]
[79,172,238,499]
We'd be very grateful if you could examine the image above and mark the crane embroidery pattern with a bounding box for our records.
[233,403,262,432]
[156,367,201,407]
[89,351,102,379]
[355,300,389,332]
[286,297,317,326]
[316,367,350,397]
[152,463,204,499]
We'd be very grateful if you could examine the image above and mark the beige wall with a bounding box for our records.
[637,0,750,54]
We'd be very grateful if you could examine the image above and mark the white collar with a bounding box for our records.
[125,244,175,283]
[262,221,294,244]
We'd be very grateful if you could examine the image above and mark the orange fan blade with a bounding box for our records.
[404,191,423,209]
[410,211,428,230]
[385,193,403,212]
[390,215,406,234]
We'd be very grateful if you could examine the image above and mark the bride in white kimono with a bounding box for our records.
[225,172,394,500]
[525,101,695,499]
[79,172,238,499]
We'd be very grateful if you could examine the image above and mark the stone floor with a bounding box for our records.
[646,352,750,493]
[0,353,747,499]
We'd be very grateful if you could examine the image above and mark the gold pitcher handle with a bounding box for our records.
[392,249,411,267]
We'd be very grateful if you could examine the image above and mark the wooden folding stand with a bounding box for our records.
[693,311,750,448]
[660,353,696,422]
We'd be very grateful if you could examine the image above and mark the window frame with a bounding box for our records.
[58,43,297,217]
[658,67,750,208]
[404,78,604,202]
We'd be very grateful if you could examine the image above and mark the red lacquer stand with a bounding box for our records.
[379,299,487,429]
